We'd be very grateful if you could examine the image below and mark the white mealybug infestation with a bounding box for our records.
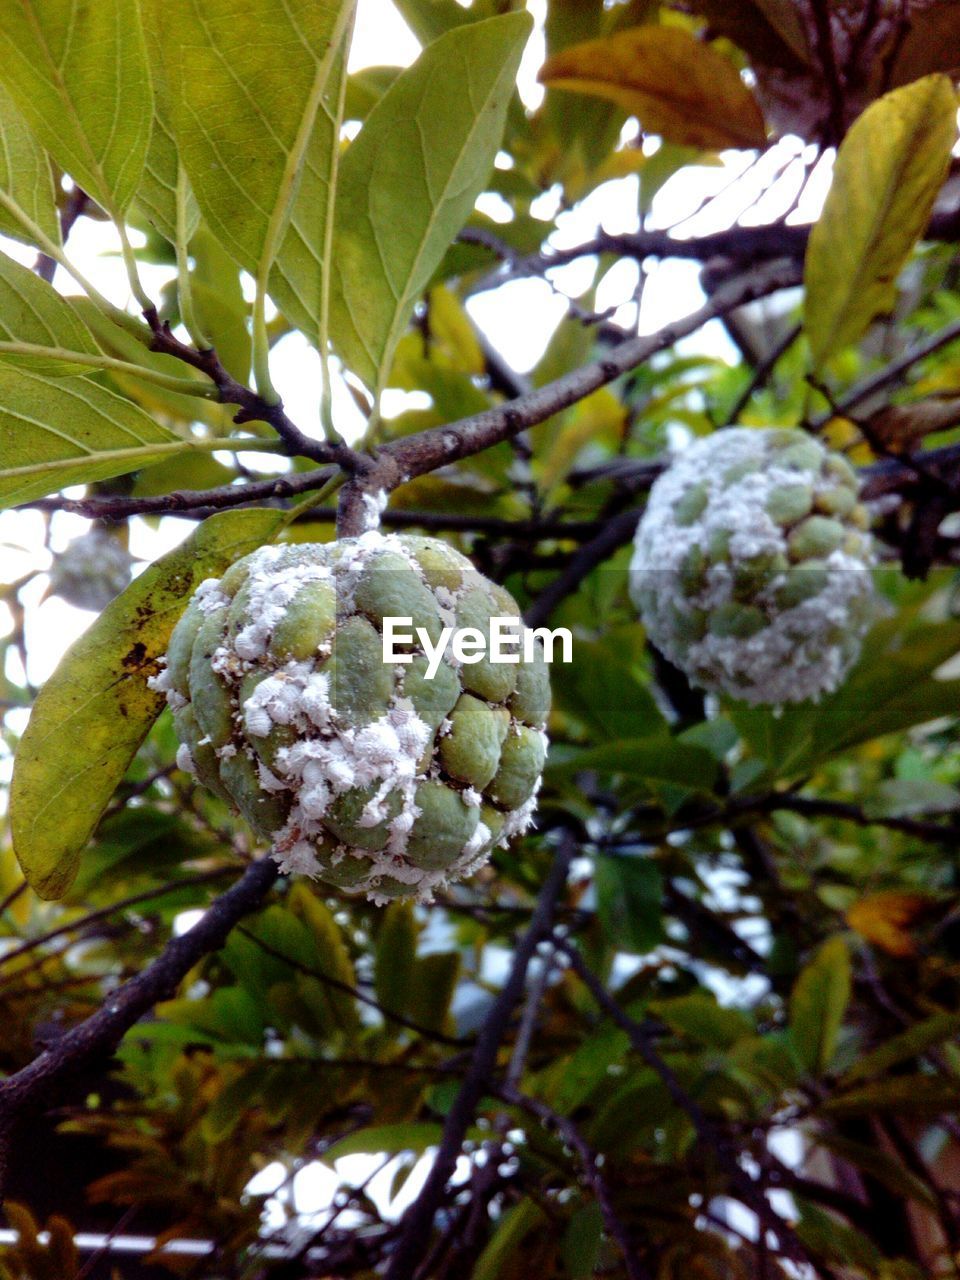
[151,532,550,903]
[629,427,876,706]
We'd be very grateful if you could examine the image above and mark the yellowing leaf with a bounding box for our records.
[144,0,354,338]
[804,75,958,370]
[11,509,284,899]
[0,81,59,248]
[0,252,99,375]
[0,367,183,509]
[846,891,936,958]
[0,0,152,215]
[538,26,767,151]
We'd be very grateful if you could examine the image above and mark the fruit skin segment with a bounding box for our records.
[629,428,876,706]
[152,531,550,903]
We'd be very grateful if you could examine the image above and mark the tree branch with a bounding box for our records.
[809,0,848,144]
[383,834,575,1280]
[0,857,280,1198]
[143,313,363,471]
[524,508,641,628]
[29,467,337,520]
[33,186,91,283]
[467,201,960,278]
[360,260,802,508]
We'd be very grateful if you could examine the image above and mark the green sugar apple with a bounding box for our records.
[49,530,133,611]
[630,427,875,705]
[152,532,550,903]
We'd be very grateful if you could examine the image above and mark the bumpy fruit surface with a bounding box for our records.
[153,533,549,902]
[629,428,875,705]
[49,530,133,611]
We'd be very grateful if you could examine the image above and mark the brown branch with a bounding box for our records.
[722,322,802,426]
[524,508,641,628]
[383,834,575,1280]
[0,857,280,1198]
[467,201,960,278]
[808,0,848,145]
[29,467,337,520]
[143,312,363,471]
[30,484,611,542]
[758,793,960,842]
[340,260,802,527]
[606,790,960,848]
[33,186,91,283]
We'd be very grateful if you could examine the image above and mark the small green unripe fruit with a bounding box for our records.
[629,428,875,705]
[153,533,549,902]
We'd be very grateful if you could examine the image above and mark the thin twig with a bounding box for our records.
[384,834,575,1280]
[0,867,238,979]
[332,260,802,534]
[722,323,802,426]
[524,509,641,628]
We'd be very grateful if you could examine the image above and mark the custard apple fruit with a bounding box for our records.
[630,428,875,705]
[152,533,549,902]
[49,530,133,611]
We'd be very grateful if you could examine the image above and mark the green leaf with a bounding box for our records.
[0,0,152,214]
[844,1013,960,1084]
[548,1027,630,1113]
[189,227,252,385]
[789,936,851,1075]
[390,0,472,44]
[595,854,664,954]
[408,951,461,1036]
[136,118,199,246]
[0,81,59,247]
[824,1075,960,1115]
[146,0,352,337]
[562,1201,604,1279]
[0,366,184,509]
[10,508,284,898]
[473,1198,547,1280]
[288,882,360,1036]
[811,1133,938,1210]
[795,1202,882,1273]
[548,739,719,791]
[552,633,667,741]
[0,252,98,374]
[539,25,768,151]
[804,75,958,369]
[329,12,531,396]
[651,993,753,1050]
[731,615,960,778]
[375,901,418,1020]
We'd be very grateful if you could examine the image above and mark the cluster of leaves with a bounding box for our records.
[2,1,960,1278]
